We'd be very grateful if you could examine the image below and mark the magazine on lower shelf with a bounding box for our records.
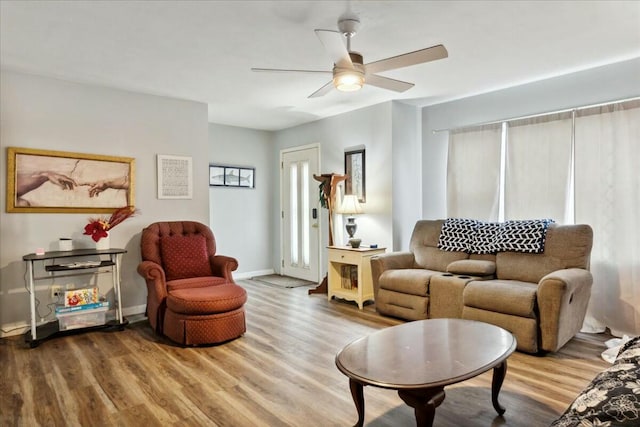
[55,301,109,314]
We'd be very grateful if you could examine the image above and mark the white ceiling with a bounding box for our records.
[1,1,639,131]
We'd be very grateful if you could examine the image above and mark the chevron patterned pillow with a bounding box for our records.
[437,218,479,252]
[496,219,554,253]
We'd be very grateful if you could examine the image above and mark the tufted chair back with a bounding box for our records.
[140,221,216,266]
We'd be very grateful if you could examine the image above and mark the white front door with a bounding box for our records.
[281,146,320,282]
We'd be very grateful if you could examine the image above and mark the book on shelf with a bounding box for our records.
[55,300,109,314]
[350,265,358,289]
[341,265,350,289]
[340,265,358,290]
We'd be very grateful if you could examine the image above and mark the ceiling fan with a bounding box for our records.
[251,14,448,98]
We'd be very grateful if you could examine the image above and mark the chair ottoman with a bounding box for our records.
[163,283,247,346]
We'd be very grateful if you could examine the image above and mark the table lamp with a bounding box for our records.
[340,194,363,248]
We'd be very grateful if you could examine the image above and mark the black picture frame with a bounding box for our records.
[209,165,255,188]
[344,149,365,203]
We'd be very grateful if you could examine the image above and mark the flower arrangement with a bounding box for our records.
[83,206,138,242]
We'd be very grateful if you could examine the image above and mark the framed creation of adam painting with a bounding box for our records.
[6,147,135,213]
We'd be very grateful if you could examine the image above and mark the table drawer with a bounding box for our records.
[328,250,362,265]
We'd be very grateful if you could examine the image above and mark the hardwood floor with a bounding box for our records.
[0,279,610,427]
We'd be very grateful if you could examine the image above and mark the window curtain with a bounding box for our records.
[504,112,573,222]
[447,124,502,221]
[575,100,640,336]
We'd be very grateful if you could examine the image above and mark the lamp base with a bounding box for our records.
[345,217,357,239]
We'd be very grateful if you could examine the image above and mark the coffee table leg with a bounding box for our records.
[349,379,365,427]
[491,360,508,415]
[398,388,445,427]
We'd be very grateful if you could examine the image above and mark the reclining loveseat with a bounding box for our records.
[371,219,593,353]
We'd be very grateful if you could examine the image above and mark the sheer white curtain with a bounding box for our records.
[575,100,640,336]
[447,124,502,221]
[504,112,573,222]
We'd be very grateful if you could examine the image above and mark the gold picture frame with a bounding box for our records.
[6,147,135,213]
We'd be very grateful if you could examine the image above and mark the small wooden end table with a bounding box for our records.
[327,246,386,309]
[335,318,517,426]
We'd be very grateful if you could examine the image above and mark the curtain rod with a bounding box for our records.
[431,96,640,134]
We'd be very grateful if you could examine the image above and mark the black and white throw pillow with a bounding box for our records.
[438,218,479,252]
[495,219,554,253]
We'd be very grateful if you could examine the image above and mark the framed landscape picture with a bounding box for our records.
[6,147,135,213]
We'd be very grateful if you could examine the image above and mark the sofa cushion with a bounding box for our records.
[379,269,438,296]
[437,218,479,252]
[496,223,593,283]
[161,234,213,281]
[167,283,246,315]
[463,280,538,318]
[447,260,496,276]
[167,276,228,292]
[414,246,469,271]
[496,251,565,283]
[376,289,429,320]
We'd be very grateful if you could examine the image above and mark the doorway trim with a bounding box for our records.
[280,143,322,283]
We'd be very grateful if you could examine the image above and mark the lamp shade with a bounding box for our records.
[339,194,363,215]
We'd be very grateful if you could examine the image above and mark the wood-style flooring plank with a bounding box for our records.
[0,279,611,426]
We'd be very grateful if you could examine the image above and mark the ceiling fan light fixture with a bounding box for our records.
[333,52,365,92]
[333,70,365,92]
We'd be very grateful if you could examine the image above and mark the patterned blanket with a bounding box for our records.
[550,336,640,426]
[437,218,554,254]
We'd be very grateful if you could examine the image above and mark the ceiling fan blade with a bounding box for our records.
[365,44,448,74]
[314,29,354,69]
[308,81,334,98]
[365,74,414,93]
[251,68,331,74]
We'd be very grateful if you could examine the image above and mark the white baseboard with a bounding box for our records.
[234,269,275,280]
[123,304,147,317]
[0,321,30,338]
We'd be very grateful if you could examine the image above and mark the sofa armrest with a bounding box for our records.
[537,268,593,352]
[211,255,239,282]
[370,252,416,300]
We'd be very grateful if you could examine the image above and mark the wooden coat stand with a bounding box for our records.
[309,173,347,295]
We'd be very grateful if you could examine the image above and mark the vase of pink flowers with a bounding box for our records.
[83,206,137,250]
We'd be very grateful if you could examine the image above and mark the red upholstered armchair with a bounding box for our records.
[137,221,247,345]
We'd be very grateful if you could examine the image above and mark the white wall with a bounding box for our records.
[208,123,274,278]
[0,71,210,335]
[421,58,640,218]
[391,101,422,251]
[272,102,394,275]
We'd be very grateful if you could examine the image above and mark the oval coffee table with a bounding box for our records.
[335,318,517,426]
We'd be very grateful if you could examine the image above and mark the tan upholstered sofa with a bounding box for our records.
[370,219,593,353]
